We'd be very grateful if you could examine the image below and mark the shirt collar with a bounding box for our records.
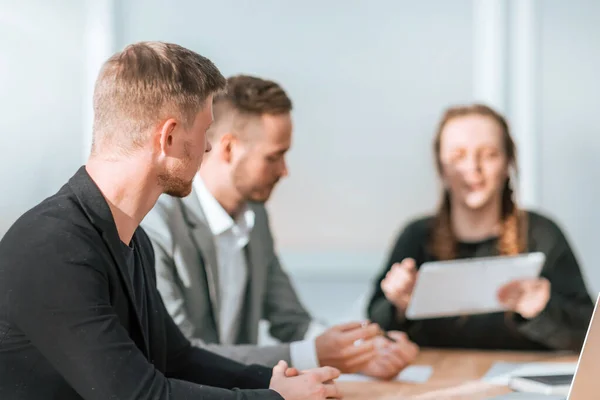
[193,178,255,237]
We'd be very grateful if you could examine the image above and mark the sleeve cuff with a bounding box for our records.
[289,339,320,370]
[302,320,328,340]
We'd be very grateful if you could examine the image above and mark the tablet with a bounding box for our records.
[509,374,573,396]
[405,252,546,320]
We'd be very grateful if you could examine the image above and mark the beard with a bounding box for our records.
[231,157,278,203]
[158,141,196,198]
[158,172,194,198]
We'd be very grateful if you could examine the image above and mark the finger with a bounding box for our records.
[499,279,521,292]
[401,258,417,273]
[341,339,376,359]
[323,381,343,399]
[387,332,419,359]
[381,279,403,298]
[285,367,299,377]
[340,323,381,344]
[344,347,378,371]
[385,272,413,289]
[497,280,521,299]
[332,320,368,332]
[272,360,288,377]
[381,351,408,371]
[387,268,416,288]
[373,358,400,380]
[310,366,341,383]
[498,293,519,310]
[387,341,418,365]
[386,331,408,342]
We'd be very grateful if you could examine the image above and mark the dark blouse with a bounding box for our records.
[367,211,594,352]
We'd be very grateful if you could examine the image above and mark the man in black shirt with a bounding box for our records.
[0,41,340,400]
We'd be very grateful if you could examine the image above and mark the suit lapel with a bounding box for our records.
[179,193,221,333]
[67,167,149,355]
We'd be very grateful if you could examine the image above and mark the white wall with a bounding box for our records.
[1,0,595,325]
[114,1,600,317]
[0,0,86,236]
[539,0,600,294]
[116,0,474,278]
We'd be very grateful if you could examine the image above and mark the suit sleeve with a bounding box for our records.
[515,220,594,351]
[193,341,291,367]
[257,207,312,343]
[5,223,281,400]
[367,221,424,331]
[142,205,293,367]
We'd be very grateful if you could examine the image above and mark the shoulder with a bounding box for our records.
[247,202,275,246]
[385,214,435,254]
[525,209,569,242]
[247,201,271,229]
[248,201,268,219]
[0,190,106,288]
[141,194,183,242]
[145,194,183,225]
[397,214,435,240]
[2,184,98,250]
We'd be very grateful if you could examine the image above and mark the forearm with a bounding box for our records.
[168,343,274,390]
[517,293,594,351]
[368,297,410,331]
[190,339,292,367]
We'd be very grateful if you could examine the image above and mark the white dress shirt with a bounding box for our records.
[194,179,323,368]
[194,179,255,345]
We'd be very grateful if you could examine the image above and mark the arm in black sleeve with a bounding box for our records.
[5,224,281,400]
[367,220,425,331]
[163,299,274,390]
[516,220,594,352]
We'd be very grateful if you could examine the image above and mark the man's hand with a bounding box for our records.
[381,258,417,312]
[269,360,342,400]
[497,277,551,319]
[360,331,420,380]
[315,321,381,373]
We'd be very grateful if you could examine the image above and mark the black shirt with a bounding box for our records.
[367,211,594,352]
[0,166,277,400]
[121,239,148,342]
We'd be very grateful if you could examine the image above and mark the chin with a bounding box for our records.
[163,180,193,198]
[248,190,273,204]
[463,193,491,211]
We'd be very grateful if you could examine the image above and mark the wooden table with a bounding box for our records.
[339,348,577,400]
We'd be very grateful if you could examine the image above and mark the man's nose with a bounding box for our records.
[280,159,289,178]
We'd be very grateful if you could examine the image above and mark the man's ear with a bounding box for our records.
[219,132,238,163]
[157,118,178,156]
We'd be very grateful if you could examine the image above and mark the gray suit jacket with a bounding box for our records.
[141,190,312,367]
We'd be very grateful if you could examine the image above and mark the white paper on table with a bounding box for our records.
[481,361,578,386]
[337,365,433,383]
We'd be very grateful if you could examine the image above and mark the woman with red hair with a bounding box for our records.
[368,104,593,352]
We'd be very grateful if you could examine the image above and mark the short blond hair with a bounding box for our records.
[91,41,225,153]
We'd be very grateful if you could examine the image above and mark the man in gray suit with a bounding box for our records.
[142,75,419,379]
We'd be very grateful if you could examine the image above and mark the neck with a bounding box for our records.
[86,153,161,245]
[450,196,503,242]
[199,165,245,218]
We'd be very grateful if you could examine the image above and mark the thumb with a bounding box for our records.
[402,258,416,272]
[272,360,288,377]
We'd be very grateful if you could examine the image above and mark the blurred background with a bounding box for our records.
[1,0,599,326]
